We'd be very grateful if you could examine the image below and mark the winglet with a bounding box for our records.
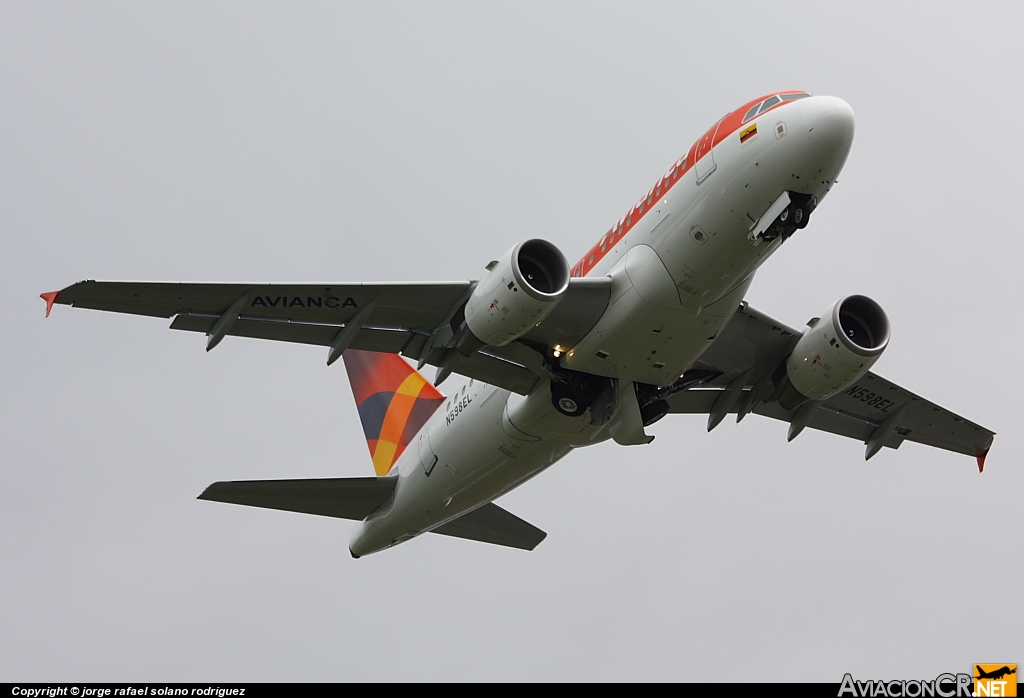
[976,445,991,473]
[40,291,60,318]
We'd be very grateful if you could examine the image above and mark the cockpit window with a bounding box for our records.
[757,95,781,114]
[743,93,810,124]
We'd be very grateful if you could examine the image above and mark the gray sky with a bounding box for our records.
[2,0,1021,681]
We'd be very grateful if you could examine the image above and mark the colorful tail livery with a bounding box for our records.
[343,349,444,476]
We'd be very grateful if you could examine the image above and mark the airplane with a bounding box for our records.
[41,90,995,557]
[975,666,1016,681]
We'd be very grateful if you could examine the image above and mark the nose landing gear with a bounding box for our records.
[761,192,816,242]
[792,196,812,229]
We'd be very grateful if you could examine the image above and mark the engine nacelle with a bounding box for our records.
[463,239,569,348]
[781,295,890,408]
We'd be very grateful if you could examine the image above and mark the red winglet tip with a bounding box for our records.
[40,291,59,318]
[976,447,990,473]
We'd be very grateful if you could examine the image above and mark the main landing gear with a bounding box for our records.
[550,373,616,427]
[551,379,589,417]
[521,340,614,423]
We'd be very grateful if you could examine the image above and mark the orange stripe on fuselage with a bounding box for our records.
[572,90,808,279]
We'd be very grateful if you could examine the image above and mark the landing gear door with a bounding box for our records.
[694,116,725,185]
[418,430,437,477]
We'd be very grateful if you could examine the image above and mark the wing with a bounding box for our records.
[663,303,995,468]
[47,278,612,394]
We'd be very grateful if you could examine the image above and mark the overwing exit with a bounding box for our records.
[43,91,994,557]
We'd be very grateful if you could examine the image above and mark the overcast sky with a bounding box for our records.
[2,1,1021,682]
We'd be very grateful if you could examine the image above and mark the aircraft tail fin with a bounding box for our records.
[342,349,444,476]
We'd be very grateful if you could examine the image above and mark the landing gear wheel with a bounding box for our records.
[793,205,809,229]
[551,384,588,417]
[777,206,791,226]
[640,399,670,426]
[557,396,581,414]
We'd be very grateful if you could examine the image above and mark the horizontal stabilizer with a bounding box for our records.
[198,477,395,521]
[432,503,547,551]
[199,477,546,550]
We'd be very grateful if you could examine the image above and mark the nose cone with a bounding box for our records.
[803,96,855,152]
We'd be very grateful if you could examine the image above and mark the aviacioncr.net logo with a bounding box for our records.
[839,673,973,697]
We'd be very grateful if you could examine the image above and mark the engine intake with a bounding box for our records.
[781,295,890,409]
[833,295,888,355]
[462,239,569,349]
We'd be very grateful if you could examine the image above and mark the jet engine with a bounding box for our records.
[779,295,890,409]
[461,239,569,349]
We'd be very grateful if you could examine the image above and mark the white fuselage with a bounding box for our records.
[349,95,855,556]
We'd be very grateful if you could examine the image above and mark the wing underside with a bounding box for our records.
[47,280,993,465]
[49,278,612,395]
[661,303,994,467]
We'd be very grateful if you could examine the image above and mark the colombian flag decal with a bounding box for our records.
[740,123,758,143]
[343,349,444,476]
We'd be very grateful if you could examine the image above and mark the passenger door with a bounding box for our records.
[693,116,725,184]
